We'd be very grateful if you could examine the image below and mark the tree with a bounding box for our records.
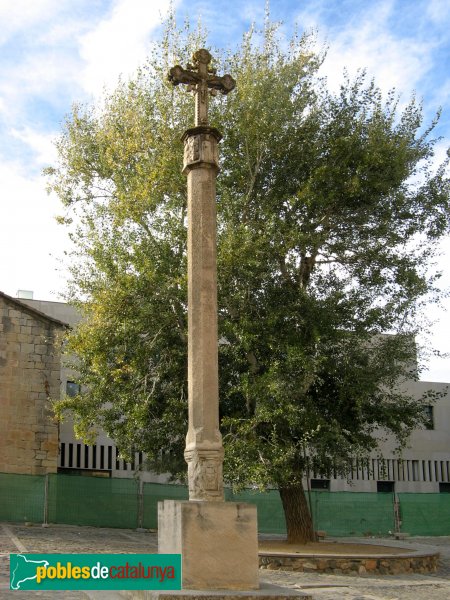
[46,17,450,543]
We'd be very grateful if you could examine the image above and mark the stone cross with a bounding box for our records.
[168,50,235,502]
[169,48,235,126]
[161,54,258,592]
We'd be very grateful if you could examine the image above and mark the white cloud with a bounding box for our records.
[0,160,69,300]
[0,0,181,303]
[296,0,327,33]
[3,49,79,98]
[426,0,450,24]
[0,51,80,129]
[431,140,450,170]
[78,0,175,97]
[315,4,434,98]
[431,79,450,112]
[186,0,265,40]
[0,0,64,44]
[11,127,58,166]
[0,7,87,124]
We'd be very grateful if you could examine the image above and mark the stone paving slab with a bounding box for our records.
[1,524,450,600]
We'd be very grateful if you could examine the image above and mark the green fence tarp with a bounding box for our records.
[398,493,450,536]
[226,488,287,534]
[308,491,395,537]
[224,490,395,537]
[47,474,139,529]
[141,485,287,534]
[0,473,45,523]
[142,482,189,529]
[2,472,450,537]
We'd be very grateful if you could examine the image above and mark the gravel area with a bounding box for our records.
[1,523,449,600]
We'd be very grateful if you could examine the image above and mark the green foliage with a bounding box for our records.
[47,16,450,489]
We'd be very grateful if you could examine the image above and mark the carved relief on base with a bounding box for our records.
[182,128,221,173]
[185,448,224,501]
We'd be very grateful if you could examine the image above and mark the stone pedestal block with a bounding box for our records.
[126,586,312,600]
[158,501,259,590]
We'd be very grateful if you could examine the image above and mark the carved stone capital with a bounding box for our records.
[182,127,222,174]
[184,447,224,501]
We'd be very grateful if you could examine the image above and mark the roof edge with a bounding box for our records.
[0,291,68,328]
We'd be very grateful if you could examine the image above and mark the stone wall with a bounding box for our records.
[259,552,439,575]
[0,293,65,475]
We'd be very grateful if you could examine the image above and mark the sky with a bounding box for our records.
[0,0,449,380]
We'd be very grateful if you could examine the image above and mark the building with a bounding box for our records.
[2,292,450,492]
[0,292,65,475]
[15,294,153,480]
[327,379,450,494]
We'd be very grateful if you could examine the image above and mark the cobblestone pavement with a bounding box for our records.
[1,523,450,600]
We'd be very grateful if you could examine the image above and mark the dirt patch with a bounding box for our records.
[259,540,409,556]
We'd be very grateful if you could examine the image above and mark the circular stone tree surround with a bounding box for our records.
[258,541,439,575]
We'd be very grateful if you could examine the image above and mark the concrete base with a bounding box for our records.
[158,501,259,591]
[120,583,312,600]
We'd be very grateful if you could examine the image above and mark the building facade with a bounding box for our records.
[0,292,65,475]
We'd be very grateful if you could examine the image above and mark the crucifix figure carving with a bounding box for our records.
[169,48,235,126]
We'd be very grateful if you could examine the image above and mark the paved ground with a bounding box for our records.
[1,522,450,600]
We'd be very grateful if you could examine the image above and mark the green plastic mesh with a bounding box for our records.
[226,488,287,534]
[1,472,449,536]
[141,485,287,533]
[308,491,395,536]
[47,474,139,529]
[142,483,189,529]
[398,493,450,535]
[225,490,395,537]
[0,473,45,523]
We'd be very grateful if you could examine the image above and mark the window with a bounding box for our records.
[66,381,80,397]
[377,481,394,493]
[310,479,330,491]
[423,405,434,430]
[439,483,450,493]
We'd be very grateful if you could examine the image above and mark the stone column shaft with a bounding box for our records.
[182,126,224,501]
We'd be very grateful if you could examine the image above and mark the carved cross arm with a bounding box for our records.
[168,65,201,87]
[206,73,236,95]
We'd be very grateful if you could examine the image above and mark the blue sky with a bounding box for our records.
[0,0,449,380]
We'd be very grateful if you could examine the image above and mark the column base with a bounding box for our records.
[158,500,259,590]
[124,583,312,599]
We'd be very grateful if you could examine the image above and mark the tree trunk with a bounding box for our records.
[279,484,316,543]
